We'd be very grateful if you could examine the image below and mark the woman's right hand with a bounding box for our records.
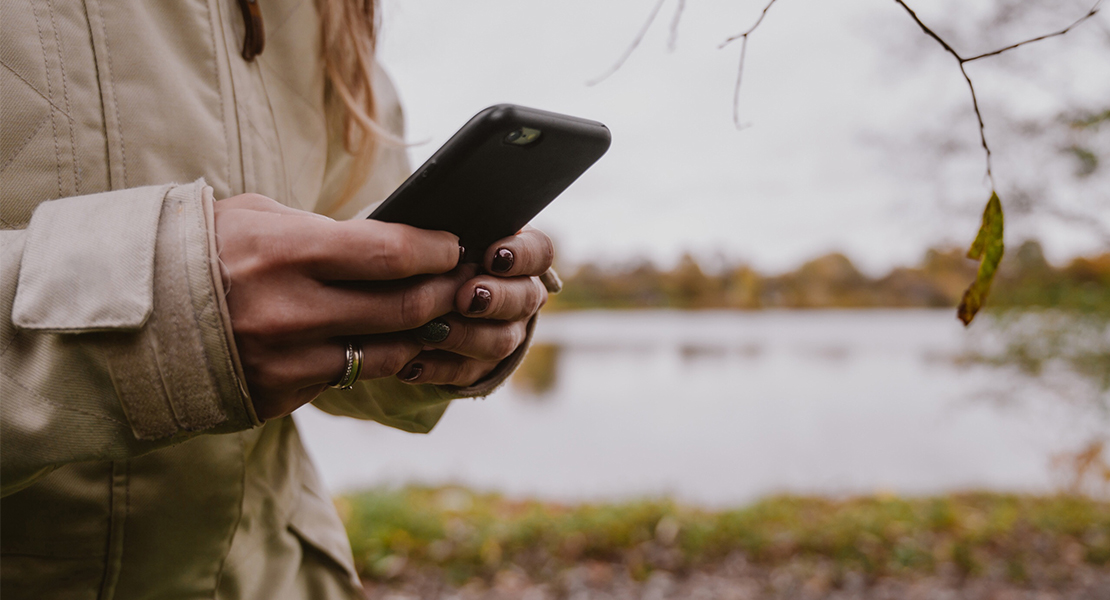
[214,194,467,420]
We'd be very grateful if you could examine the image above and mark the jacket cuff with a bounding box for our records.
[13,181,258,440]
[12,185,168,330]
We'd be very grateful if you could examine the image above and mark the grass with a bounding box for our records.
[338,487,1110,585]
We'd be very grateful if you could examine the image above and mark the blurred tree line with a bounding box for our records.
[547,240,1110,313]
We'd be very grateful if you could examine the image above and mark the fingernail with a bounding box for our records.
[468,287,492,314]
[416,318,450,343]
[459,246,467,264]
[401,363,423,382]
[491,248,514,273]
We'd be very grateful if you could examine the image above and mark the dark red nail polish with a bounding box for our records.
[401,363,423,382]
[469,287,492,314]
[491,248,514,273]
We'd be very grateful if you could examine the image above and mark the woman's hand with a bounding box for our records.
[214,194,468,420]
[395,227,554,386]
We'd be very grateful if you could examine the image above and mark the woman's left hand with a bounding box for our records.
[396,226,554,386]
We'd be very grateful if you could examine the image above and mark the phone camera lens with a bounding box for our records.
[504,127,541,146]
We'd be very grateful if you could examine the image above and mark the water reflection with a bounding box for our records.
[511,344,562,398]
[298,310,1108,504]
[953,311,1110,496]
[798,344,852,362]
[678,344,730,362]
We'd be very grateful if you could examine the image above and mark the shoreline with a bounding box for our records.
[341,487,1110,599]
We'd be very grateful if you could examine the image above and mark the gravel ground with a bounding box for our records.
[362,553,1110,600]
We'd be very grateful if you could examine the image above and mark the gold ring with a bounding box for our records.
[329,341,363,390]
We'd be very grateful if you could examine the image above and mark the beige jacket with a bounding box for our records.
[0,1,526,597]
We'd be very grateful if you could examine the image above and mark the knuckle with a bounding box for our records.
[511,280,542,319]
[489,282,509,315]
[492,330,519,360]
[531,279,549,312]
[375,350,410,378]
[540,237,555,269]
[446,361,468,385]
[455,322,481,354]
[376,230,413,274]
[460,363,486,387]
[399,287,436,329]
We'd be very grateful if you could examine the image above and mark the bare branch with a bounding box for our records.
[668,0,687,52]
[587,0,668,86]
[592,0,1102,156]
[890,0,1102,187]
[890,0,963,58]
[720,0,782,129]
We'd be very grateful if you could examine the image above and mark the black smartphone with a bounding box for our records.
[368,104,611,257]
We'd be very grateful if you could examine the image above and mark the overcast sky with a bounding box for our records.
[377,0,1109,274]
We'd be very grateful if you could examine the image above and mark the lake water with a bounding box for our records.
[297,310,1106,506]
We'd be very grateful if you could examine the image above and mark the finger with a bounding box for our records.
[456,275,547,321]
[241,338,422,419]
[415,315,527,362]
[396,351,500,387]
[484,226,554,277]
[240,267,477,341]
[356,337,426,381]
[302,219,462,281]
[239,337,423,391]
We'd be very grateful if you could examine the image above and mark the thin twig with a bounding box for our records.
[720,0,781,48]
[890,0,1102,186]
[963,1,1102,62]
[719,0,781,129]
[668,0,687,51]
[958,62,994,187]
[730,37,752,129]
[588,0,669,86]
[593,0,1102,156]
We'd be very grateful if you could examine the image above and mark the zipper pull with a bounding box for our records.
[237,0,265,61]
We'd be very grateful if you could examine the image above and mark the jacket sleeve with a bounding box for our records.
[1,180,259,497]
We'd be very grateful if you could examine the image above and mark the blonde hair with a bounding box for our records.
[317,0,389,210]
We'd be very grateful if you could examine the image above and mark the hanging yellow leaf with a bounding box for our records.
[957,191,1004,326]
